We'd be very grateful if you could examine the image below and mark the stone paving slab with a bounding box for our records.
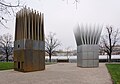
[0,63,112,84]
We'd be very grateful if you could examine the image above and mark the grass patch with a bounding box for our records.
[0,62,56,71]
[106,64,120,84]
[45,62,57,65]
[0,62,14,70]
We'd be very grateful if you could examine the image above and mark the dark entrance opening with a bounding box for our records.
[18,62,20,69]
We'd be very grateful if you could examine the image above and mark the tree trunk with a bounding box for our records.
[6,49,9,62]
[108,54,111,62]
[109,31,112,62]
[49,53,51,62]
[6,54,9,62]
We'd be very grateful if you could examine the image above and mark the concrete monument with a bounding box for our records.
[74,24,102,67]
[14,7,45,72]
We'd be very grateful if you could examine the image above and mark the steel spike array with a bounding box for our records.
[15,7,44,41]
[74,23,103,46]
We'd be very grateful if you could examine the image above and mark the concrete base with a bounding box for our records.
[14,40,45,72]
[77,45,99,68]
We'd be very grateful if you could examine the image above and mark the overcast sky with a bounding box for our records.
[1,0,120,50]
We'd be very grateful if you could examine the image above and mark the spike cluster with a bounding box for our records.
[74,24,103,46]
[15,7,44,41]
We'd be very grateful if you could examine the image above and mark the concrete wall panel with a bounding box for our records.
[77,45,99,68]
[82,60,88,67]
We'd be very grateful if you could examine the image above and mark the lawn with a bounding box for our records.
[0,62,14,70]
[45,62,57,65]
[0,62,56,71]
[106,64,120,84]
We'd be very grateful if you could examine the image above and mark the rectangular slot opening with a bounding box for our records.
[18,62,20,69]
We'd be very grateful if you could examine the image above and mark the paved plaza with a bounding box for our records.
[0,63,112,84]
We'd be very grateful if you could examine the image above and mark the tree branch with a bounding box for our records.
[0,1,20,7]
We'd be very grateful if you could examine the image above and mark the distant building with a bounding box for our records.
[112,45,120,55]
[55,50,76,56]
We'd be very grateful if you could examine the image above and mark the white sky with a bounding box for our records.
[0,0,120,50]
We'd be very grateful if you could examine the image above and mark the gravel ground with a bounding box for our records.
[0,63,112,84]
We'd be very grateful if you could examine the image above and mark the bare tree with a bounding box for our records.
[63,0,80,9]
[45,32,61,62]
[65,46,72,60]
[0,55,2,60]
[0,0,23,28]
[0,33,13,62]
[100,26,120,62]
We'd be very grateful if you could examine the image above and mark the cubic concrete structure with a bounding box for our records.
[14,7,45,72]
[74,24,102,67]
